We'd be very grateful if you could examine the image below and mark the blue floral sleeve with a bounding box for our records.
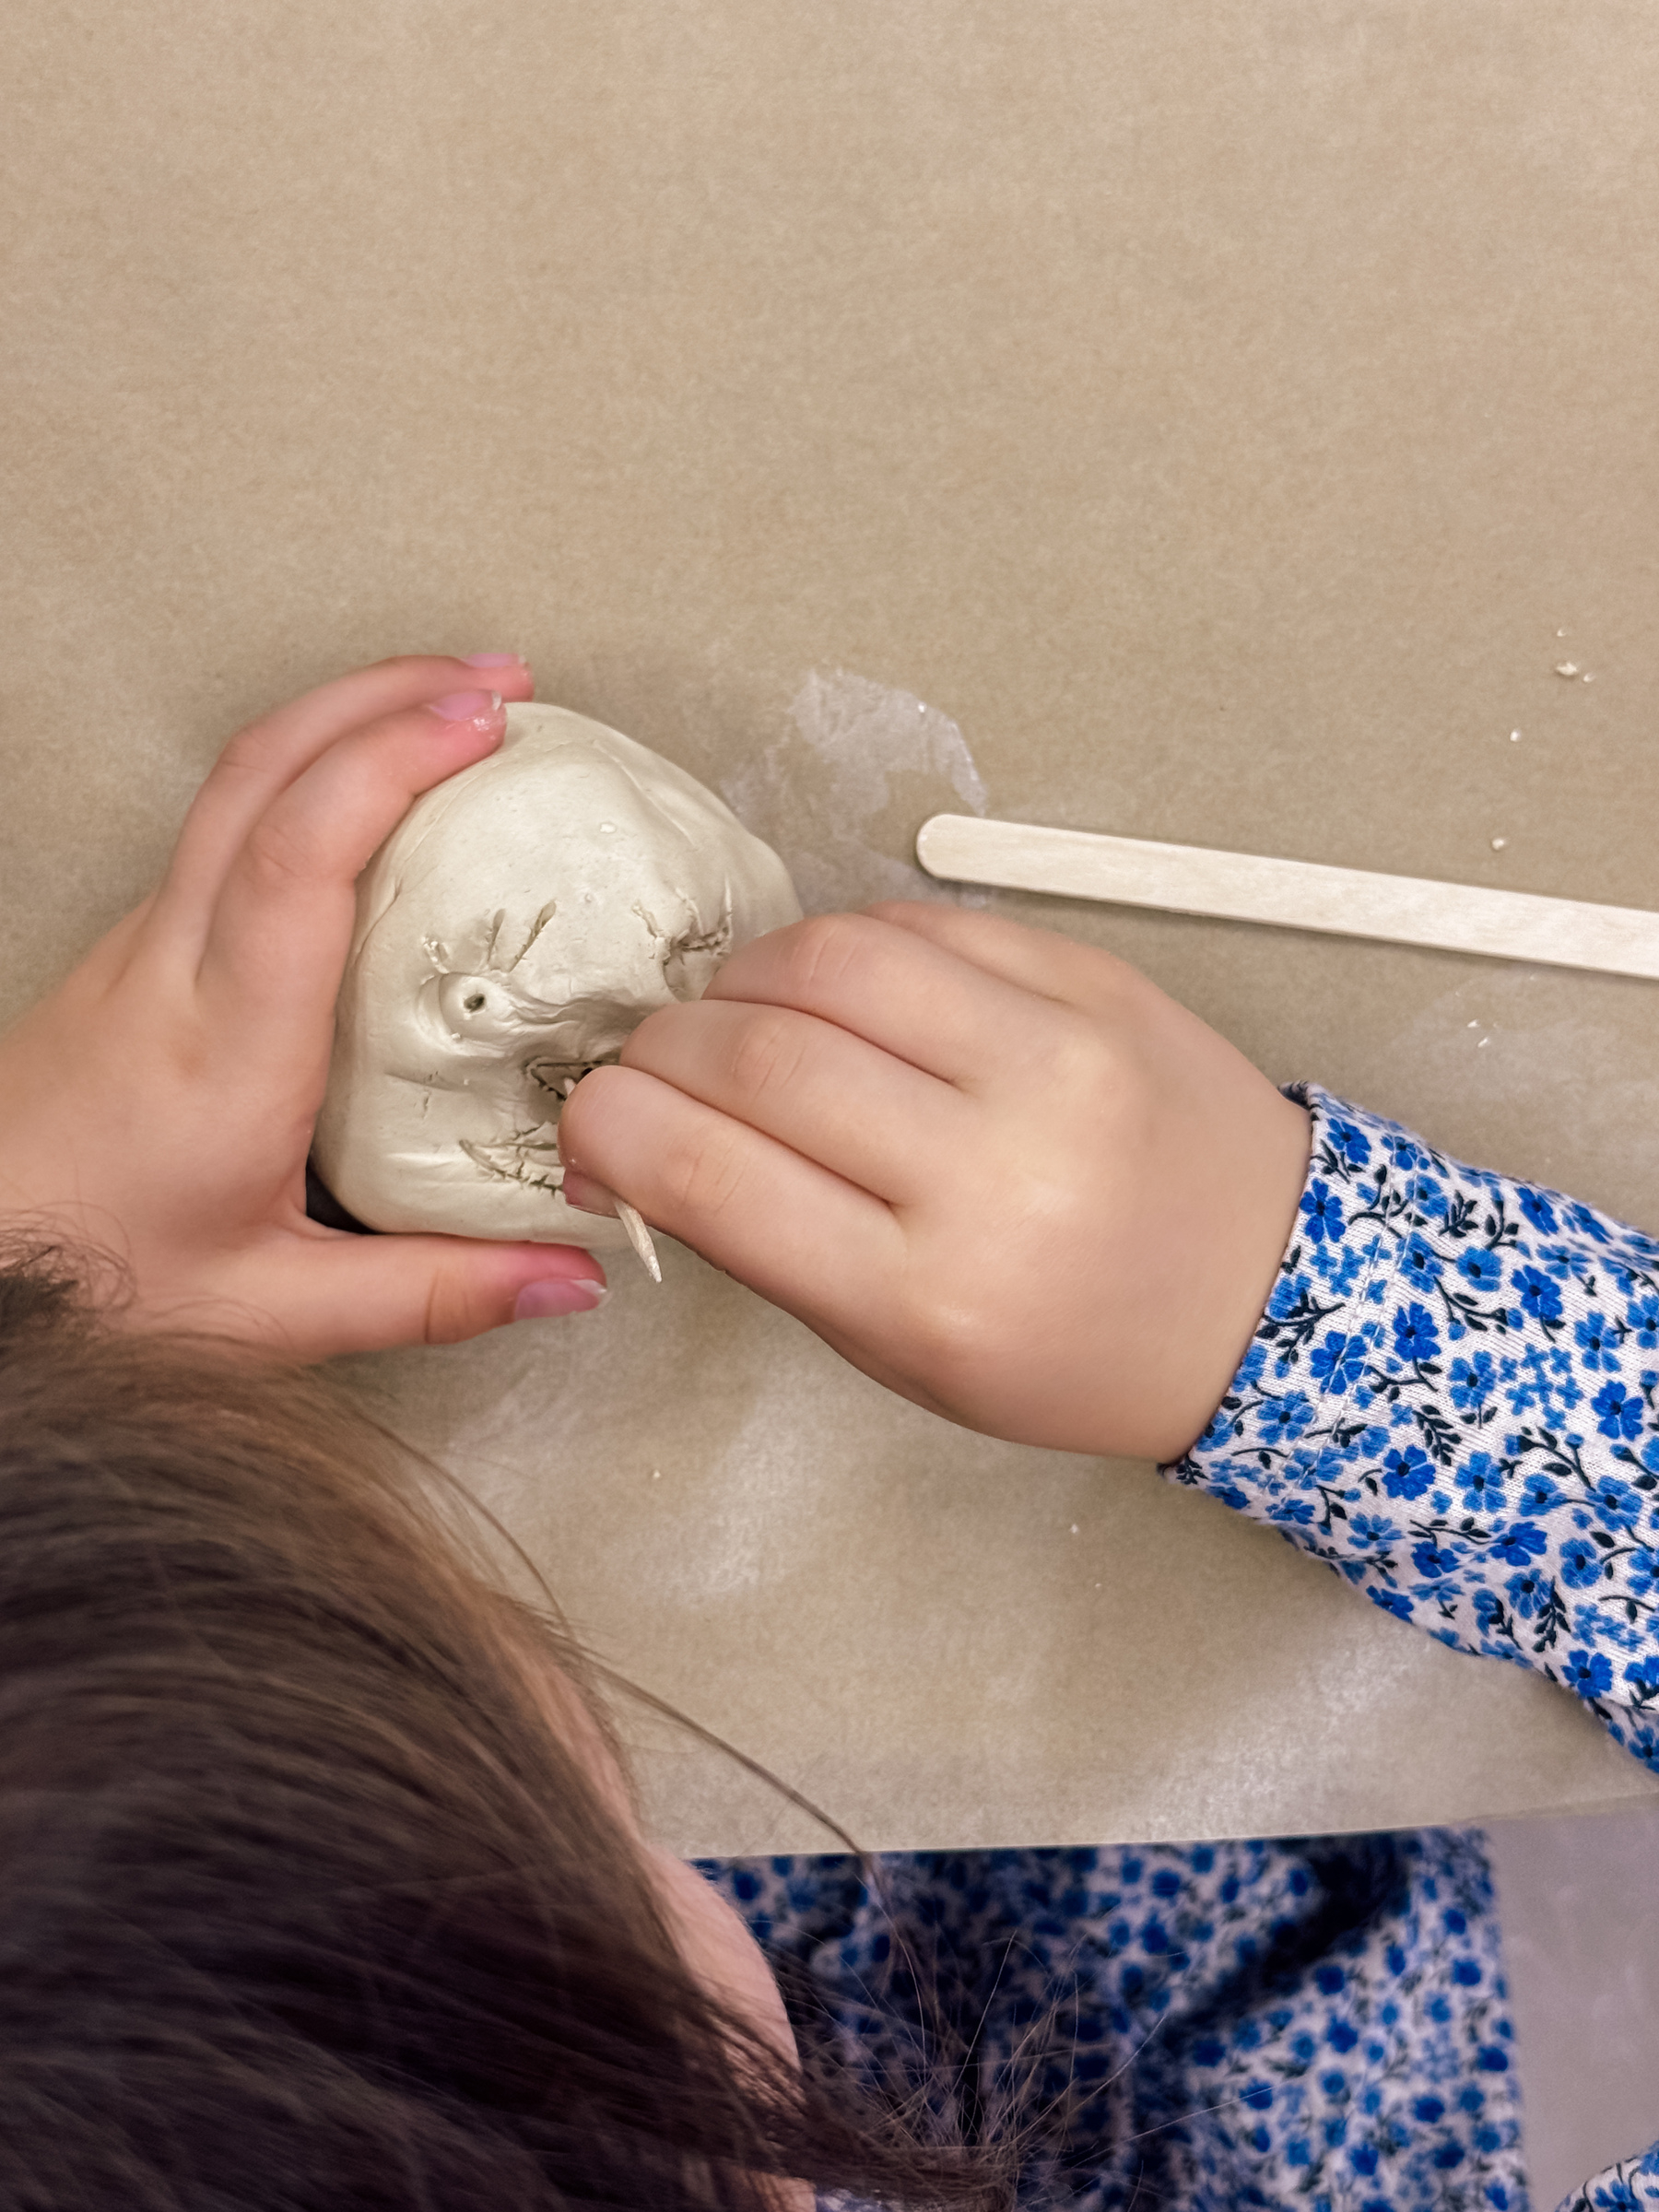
[1559,2147,1659,2212]
[1165,1084,1659,1774]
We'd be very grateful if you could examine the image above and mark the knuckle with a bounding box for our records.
[657,1118,751,1226]
[214,725,284,786]
[241,810,321,897]
[897,1284,998,1389]
[423,1270,483,1346]
[773,912,874,1002]
[422,1278,462,1345]
[724,1009,809,1103]
[1030,1007,1122,1101]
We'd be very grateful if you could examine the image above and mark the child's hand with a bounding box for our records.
[0,658,607,1359]
[559,905,1311,1460]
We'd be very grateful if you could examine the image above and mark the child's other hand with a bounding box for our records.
[0,659,607,1359]
[559,906,1310,1460]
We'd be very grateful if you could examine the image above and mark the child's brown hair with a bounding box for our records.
[0,1245,1000,2210]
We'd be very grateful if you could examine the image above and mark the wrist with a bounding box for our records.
[1143,1085,1312,1465]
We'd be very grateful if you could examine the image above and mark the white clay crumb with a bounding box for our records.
[1491,836,1507,850]
[1477,1037,1489,1049]
[1583,673,1595,683]
[1557,628,1569,638]
[1467,1019,1479,1029]
[651,1468,662,1480]
[1555,662,1580,677]
[1510,729,1522,741]
[1070,1524,1079,1535]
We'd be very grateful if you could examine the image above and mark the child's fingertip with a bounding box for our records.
[560,1168,620,1218]
[427,688,504,726]
[513,1276,609,1321]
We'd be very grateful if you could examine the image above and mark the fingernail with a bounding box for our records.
[428,688,503,723]
[513,1276,609,1322]
[561,1168,619,1218]
[462,653,527,669]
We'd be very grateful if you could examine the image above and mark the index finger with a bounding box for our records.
[863,900,1161,1019]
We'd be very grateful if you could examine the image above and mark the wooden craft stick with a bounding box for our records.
[915,814,1659,982]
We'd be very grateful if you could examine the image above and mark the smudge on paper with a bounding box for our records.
[722,669,991,914]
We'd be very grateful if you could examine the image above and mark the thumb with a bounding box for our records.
[210,1234,610,1360]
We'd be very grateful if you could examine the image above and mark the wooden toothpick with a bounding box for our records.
[615,1196,663,1284]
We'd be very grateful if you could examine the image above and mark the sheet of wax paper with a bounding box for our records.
[4,0,1659,1852]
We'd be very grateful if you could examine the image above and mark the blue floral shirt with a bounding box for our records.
[1175,1085,1659,1768]
[701,1088,1659,2212]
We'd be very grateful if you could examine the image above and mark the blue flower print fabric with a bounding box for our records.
[1559,2147,1659,2212]
[703,1829,1524,2212]
[1169,1084,1659,1772]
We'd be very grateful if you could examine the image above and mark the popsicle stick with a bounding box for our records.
[915,813,1659,982]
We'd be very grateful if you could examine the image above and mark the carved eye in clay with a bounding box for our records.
[435,972,524,1042]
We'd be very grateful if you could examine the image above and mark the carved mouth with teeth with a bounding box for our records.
[459,1124,567,1191]
[458,1053,620,1193]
